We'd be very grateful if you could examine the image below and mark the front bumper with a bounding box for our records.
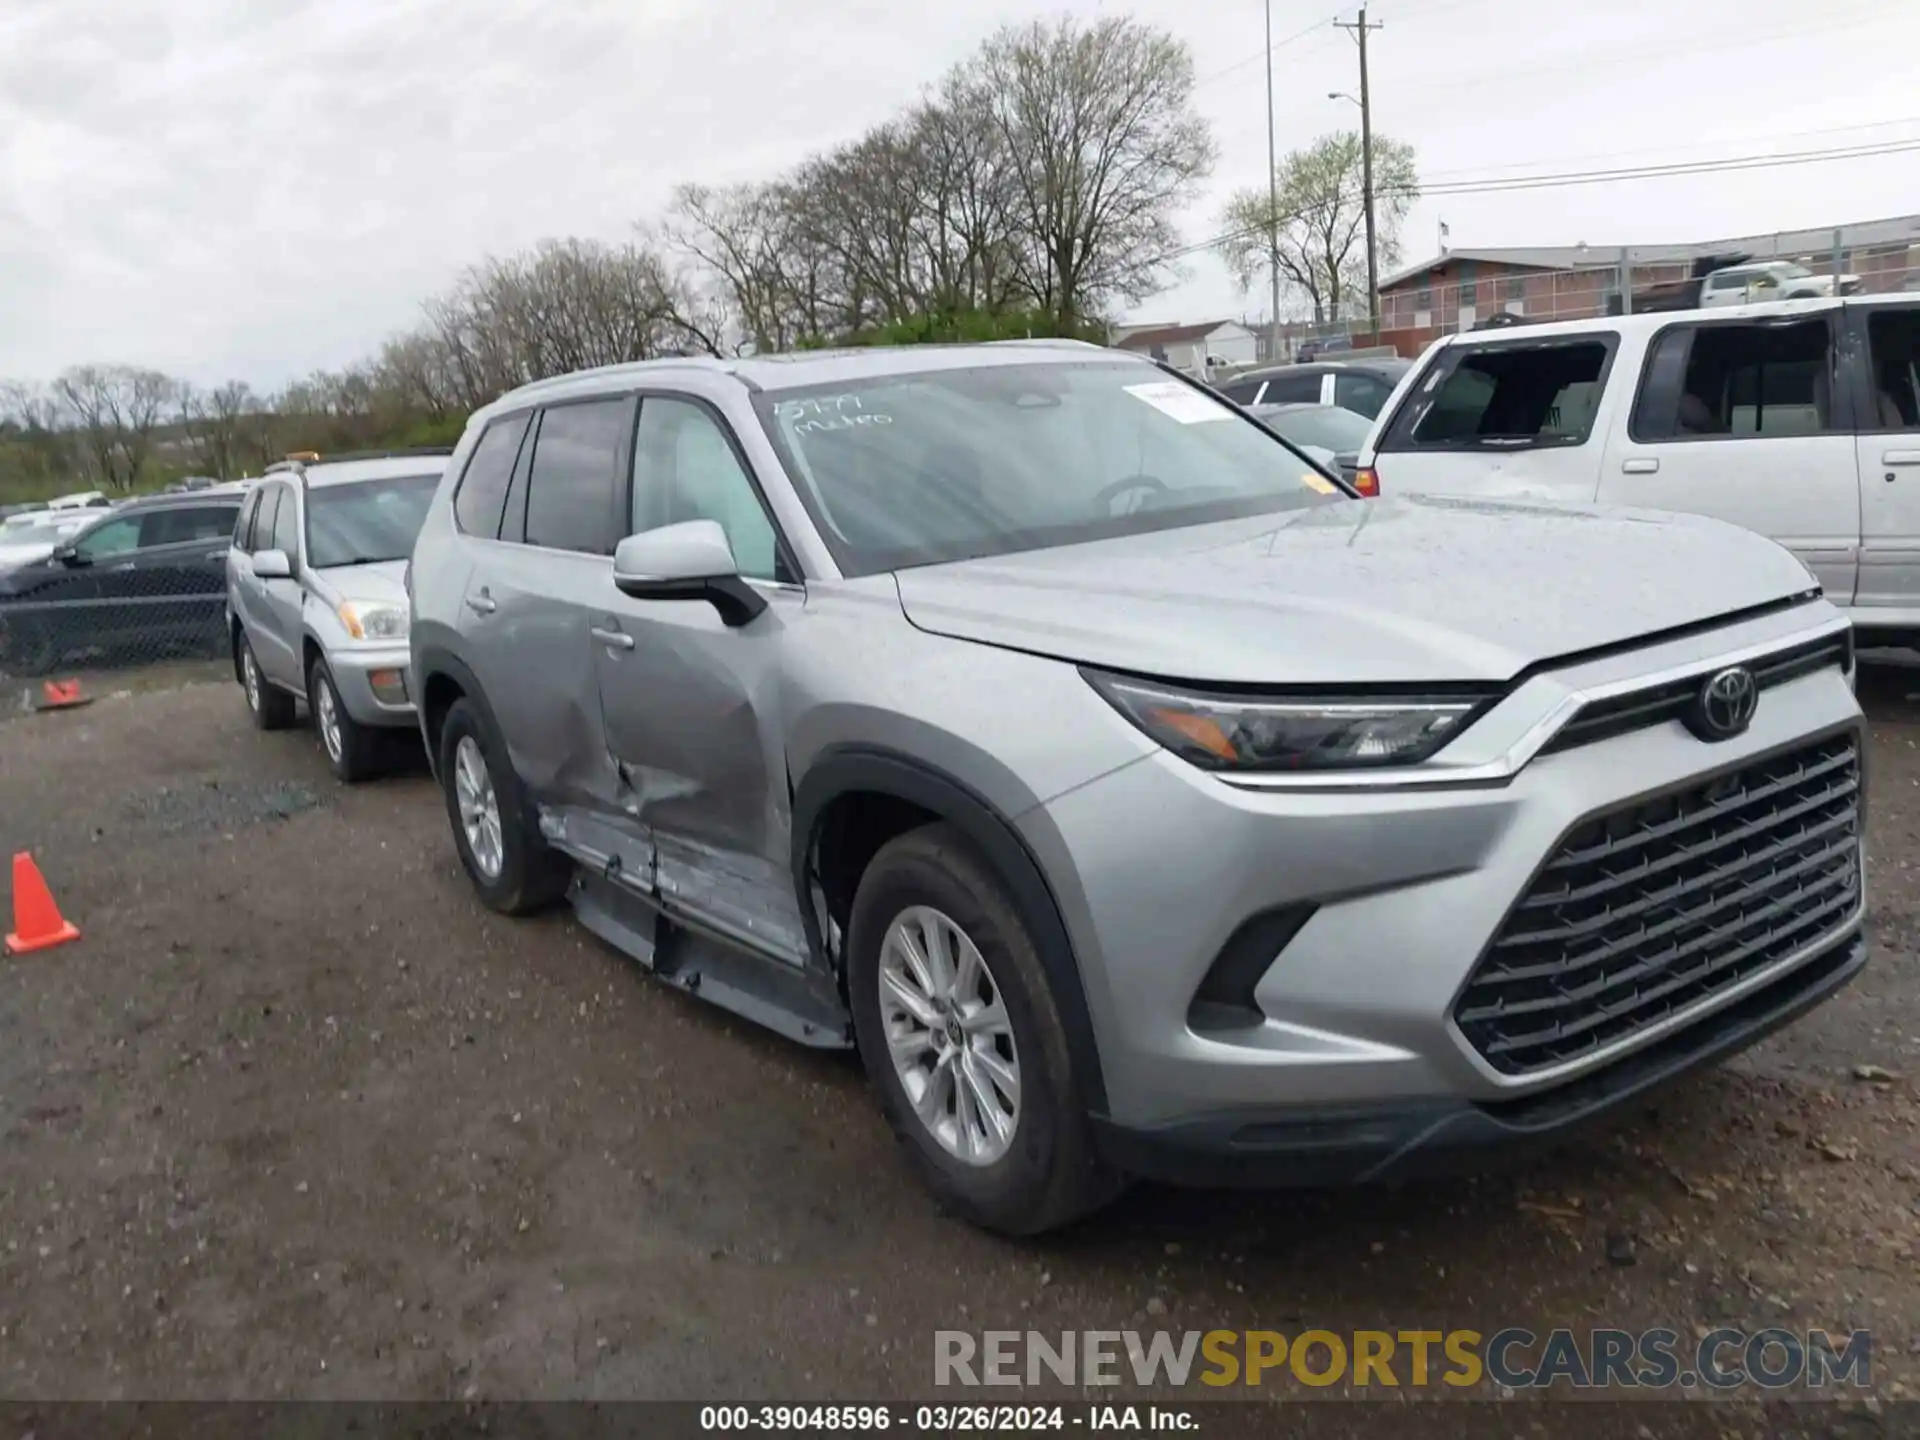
[325,642,416,725]
[1094,930,1864,1186]
[1020,602,1866,1142]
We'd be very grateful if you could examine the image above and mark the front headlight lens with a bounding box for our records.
[1086,670,1483,772]
[338,601,409,641]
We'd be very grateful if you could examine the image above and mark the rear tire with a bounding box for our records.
[309,656,380,783]
[239,634,295,730]
[436,696,570,915]
[846,823,1122,1236]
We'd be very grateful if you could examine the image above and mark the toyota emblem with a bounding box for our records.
[1687,665,1759,742]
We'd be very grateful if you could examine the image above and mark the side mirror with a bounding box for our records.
[252,548,293,580]
[54,545,85,567]
[612,520,766,627]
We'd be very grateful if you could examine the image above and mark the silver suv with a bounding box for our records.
[407,342,1866,1234]
[227,452,447,779]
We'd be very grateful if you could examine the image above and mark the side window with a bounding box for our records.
[271,489,301,557]
[141,505,239,548]
[1865,307,1920,431]
[523,398,632,555]
[235,489,262,549]
[1333,373,1389,418]
[73,516,142,561]
[630,397,784,582]
[1632,319,1837,442]
[1219,378,1264,405]
[254,487,283,553]
[1263,373,1323,405]
[453,412,532,539]
[1389,339,1612,450]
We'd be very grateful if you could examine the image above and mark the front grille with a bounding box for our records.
[1539,630,1851,755]
[1455,734,1861,1076]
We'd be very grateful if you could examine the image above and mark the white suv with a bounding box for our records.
[1356,293,1920,644]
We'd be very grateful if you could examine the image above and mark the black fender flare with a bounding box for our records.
[791,745,1109,1115]
[411,642,498,776]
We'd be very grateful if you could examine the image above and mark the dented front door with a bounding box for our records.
[587,584,807,964]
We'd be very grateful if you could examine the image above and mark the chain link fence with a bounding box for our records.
[0,518,237,691]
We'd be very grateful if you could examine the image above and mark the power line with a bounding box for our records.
[1415,114,1920,182]
[1157,136,1920,267]
[1194,9,1340,89]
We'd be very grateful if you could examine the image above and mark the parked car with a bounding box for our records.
[0,490,246,675]
[1215,358,1412,422]
[0,509,110,572]
[1354,292,1920,647]
[44,490,107,511]
[1247,401,1372,485]
[227,451,451,780]
[408,340,1864,1235]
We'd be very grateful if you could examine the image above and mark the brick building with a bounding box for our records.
[1374,212,1920,350]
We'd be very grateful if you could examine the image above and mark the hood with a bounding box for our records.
[892,495,1818,685]
[309,558,408,608]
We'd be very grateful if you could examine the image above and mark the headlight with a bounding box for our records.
[1085,670,1485,772]
[337,601,408,641]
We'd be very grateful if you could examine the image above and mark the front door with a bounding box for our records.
[591,392,808,965]
[458,400,632,837]
[1599,310,1862,605]
[1851,300,1920,615]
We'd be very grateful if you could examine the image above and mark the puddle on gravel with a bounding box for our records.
[119,779,324,835]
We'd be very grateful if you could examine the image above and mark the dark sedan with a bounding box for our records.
[0,490,247,677]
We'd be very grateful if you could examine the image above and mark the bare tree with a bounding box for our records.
[968,16,1215,326]
[1217,131,1419,324]
[52,365,179,490]
[177,380,260,479]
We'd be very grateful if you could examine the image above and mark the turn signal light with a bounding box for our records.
[1352,466,1380,498]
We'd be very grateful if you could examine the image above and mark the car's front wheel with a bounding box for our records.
[846,823,1121,1235]
[435,696,571,914]
[239,633,295,730]
[309,657,380,783]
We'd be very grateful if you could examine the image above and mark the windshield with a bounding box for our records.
[1254,404,1373,454]
[754,361,1344,574]
[305,473,439,568]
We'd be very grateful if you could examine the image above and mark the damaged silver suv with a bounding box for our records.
[407,341,1866,1235]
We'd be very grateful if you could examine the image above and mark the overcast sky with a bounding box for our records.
[3,0,1916,388]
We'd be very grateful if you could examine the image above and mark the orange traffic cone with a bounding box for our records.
[5,853,80,955]
[35,679,90,711]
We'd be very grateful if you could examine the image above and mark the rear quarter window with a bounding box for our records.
[1379,336,1617,452]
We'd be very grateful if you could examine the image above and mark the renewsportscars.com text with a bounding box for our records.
[934,1328,1871,1391]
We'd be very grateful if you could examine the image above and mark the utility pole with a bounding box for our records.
[1264,0,1282,364]
[1335,8,1383,334]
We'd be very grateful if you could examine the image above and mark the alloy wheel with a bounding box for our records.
[878,905,1022,1167]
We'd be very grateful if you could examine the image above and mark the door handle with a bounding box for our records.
[1882,450,1920,467]
[112,562,135,573]
[1621,458,1659,475]
[590,626,635,651]
[204,550,227,562]
[464,593,497,616]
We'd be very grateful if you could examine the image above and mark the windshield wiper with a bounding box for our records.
[322,556,404,568]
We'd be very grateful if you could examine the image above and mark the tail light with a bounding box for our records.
[1352,466,1380,498]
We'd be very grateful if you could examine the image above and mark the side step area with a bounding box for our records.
[570,871,853,1050]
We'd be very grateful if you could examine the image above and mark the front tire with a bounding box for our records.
[309,656,380,782]
[436,696,570,915]
[239,634,295,730]
[847,823,1121,1236]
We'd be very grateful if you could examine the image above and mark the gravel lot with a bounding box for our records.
[1,661,1917,1430]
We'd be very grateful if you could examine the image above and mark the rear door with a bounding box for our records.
[122,501,241,653]
[1600,310,1861,605]
[590,391,810,964]
[1849,300,1920,616]
[1367,331,1620,500]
